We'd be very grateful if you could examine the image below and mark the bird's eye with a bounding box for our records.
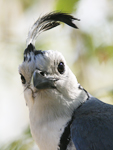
[20,74,26,84]
[58,62,65,74]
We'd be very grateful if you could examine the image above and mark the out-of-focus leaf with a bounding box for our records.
[54,0,79,13]
[19,0,37,10]
[95,46,113,62]
[24,126,32,137]
[0,138,34,150]
[72,32,94,61]
[81,32,94,57]
[0,127,34,150]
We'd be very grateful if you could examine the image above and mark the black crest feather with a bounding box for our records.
[26,12,80,45]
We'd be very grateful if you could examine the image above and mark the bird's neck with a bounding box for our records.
[29,85,88,123]
[26,85,88,150]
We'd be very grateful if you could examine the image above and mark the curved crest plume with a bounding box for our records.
[26,12,80,46]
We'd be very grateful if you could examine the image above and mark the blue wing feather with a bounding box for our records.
[71,96,113,150]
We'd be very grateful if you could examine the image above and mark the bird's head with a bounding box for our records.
[19,12,87,116]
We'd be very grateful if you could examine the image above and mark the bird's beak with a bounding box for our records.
[33,71,57,89]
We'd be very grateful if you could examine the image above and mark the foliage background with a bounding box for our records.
[0,0,113,149]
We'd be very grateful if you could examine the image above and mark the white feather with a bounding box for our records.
[19,50,88,150]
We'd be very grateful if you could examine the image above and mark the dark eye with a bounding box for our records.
[58,62,65,74]
[20,74,26,84]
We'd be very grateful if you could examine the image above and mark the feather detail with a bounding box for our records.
[26,12,80,46]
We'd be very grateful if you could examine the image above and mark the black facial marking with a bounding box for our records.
[24,56,26,62]
[34,50,43,55]
[24,43,44,62]
[24,43,35,62]
[28,57,31,62]
[24,43,35,55]
[24,55,28,61]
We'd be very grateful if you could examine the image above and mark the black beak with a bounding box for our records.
[33,71,57,89]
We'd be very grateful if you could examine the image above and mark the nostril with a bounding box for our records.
[40,72,45,76]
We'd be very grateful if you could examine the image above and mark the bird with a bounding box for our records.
[19,12,113,150]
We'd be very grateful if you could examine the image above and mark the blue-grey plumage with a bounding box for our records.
[71,96,113,150]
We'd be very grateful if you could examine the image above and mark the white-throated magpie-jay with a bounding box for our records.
[19,12,113,150]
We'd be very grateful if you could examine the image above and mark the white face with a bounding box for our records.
[19,44,80,111]
[19,46,67,87]
[35,50,67,80]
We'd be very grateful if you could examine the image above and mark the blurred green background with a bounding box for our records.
[0,0,113,149]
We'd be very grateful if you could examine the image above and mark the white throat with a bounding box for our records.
[24,84,88,150]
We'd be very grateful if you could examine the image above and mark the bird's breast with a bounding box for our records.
[29,111,71,150]
[27,90,78,150]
